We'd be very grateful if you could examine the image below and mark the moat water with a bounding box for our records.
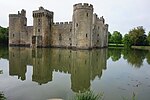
[0,47,150,100]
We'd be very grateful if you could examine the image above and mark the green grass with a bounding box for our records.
[73,91,103,100]
[108,43,124,47]
[132,46,150,50]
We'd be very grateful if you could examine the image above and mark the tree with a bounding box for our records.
[0,26,8,44]
[122,34,132,48]
[147,31,150,45]
[110,31,122,45]
[128,26,147,46]
[108,32,112,43]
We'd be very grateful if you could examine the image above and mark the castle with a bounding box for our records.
[9,3,108,49]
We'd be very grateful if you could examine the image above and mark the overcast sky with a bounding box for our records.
[0,0,149,35]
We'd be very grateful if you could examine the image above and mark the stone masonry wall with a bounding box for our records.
[92,13,108,48]
[9,3,108,49]
[72,3,93,49]
[51,22,72,48]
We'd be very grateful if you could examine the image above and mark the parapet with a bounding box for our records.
[9,14,19,17]
[73,3,93,11]
[9,9,26,18]
[54,21,72,25]
[33,7,53,17]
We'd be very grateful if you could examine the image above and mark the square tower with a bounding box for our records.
[32,7,53,47]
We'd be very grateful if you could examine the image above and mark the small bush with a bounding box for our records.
[74,91,103,100]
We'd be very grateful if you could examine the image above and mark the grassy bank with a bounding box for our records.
[132,46,150,50]
[108,44,124,48]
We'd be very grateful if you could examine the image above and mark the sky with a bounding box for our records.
[0,0,150,35]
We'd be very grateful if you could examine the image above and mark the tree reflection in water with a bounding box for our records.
[108,48,149,68]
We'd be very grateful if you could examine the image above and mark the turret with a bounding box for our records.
[72,3,93,49]
[32,7,54,47]
[9,9,27,46]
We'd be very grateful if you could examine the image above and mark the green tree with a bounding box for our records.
[147,31,150,45]
[128,26,147,46]
[0,26,8,44]
[110,31,122,45]
[108,32,112,43]
[0,92,6,100]
[122,34,132,48]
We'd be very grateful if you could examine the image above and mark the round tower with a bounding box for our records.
[32,7,54,47]
[72,3,93,49]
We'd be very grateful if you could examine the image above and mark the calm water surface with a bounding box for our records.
[0,47,150,100]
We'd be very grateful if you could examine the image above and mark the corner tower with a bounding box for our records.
[72,3,93,49]
[32,7,53,47]
[9,9,28,46]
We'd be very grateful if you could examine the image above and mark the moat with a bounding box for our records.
[0,47,150,100]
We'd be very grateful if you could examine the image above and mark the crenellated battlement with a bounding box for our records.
[33,7,53,17]
[54,21,72,25]
[73,3,93,11]
[95,16,105,24]
[9,14,19,17]
[9,3,108,49]
[9,9,26,18]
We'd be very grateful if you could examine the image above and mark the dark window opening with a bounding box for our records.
[59,34,62,41]
[38,19,41,26]
[70,43,72,46]
[38,29,40,32]
[69,38,71,40]
[86,34,88,38]
[13,34,14,37]
[97,40,99,42]
[98,26,100,30]
[76,23,78,27]
[97,34,99,36]
[86,13,88,17]
[70,29,72,32]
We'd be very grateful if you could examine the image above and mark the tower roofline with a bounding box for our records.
[73,3,93,11]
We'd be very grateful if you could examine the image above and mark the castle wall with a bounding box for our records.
[92,13,108,48]
[72,3,93,49]
[9,10,31,47]
[9,3,108,49]
[9,14,21,45]
[32,7,53,47]
[51,22,72,48]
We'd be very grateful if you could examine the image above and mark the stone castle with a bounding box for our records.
[9,3,108,49]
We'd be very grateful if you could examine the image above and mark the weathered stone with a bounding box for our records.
[9,3,108,49]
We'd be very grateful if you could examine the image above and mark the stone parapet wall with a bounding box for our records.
[51,22,72,47]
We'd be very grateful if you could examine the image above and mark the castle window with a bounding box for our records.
[70,29,72,32]
[69,38,71,40]
[38,19,41,26]
[97,34,99,37]
[98,26,100,30]
[70,43,72,46]
[59,34,62,41]
[86,13,88,17]
[97,40,99,42]
[38,29,40,32]
[86,34,88,38]
[13,34,14,37]
[76,23,78,27]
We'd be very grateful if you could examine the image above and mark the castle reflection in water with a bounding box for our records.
[9,47,107,92]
